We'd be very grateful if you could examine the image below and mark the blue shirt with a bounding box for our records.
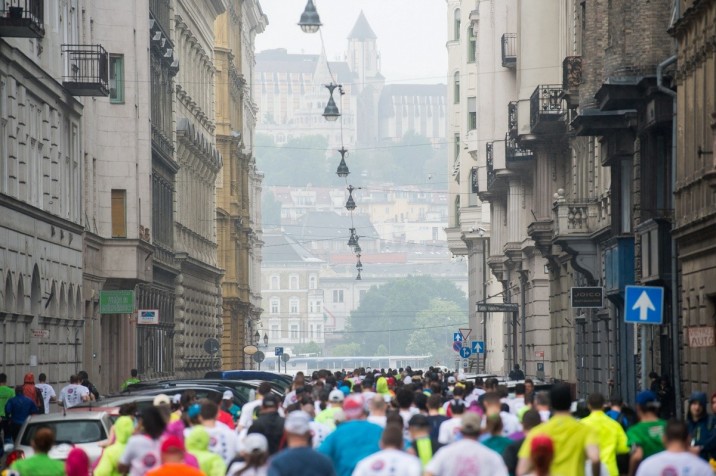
[318,420,382,476]
[269,446,335,476]
[5,395,38,425]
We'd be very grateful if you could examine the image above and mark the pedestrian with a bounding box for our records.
[298,395,332,449]
[21,373,45,414]
[437,399,465,445]
[319,394,382,476]
[504,409,542,476]
[353,423,422,476]
[9,427,64,476]
[121,368,141,391]
[199,399,240,464]
[648,372,660,393]
[509,364,525,381]
[65,447,89,476]
[605,395,630,430]
[524,379,535,398]
[94,415,135,476]
[269,410,336,476]
[247,393,285,456]
[228,433,269,476]
[118,406,167,475]
[686,391,716,462]
[636,420,713,476]
[534,391,551,422]
[523,435,554,476]
[482,414,514,456]
[58,374,90,409]
[315,389,345,431]
[145,435,203,476]
[580,393,628,476]
[221,390,240,424]
[626,390,667,475]
[215,391,236,430]
[367,394,388,428]
[238,382,273,431]
[407,414,442,468]
[509,383,527,416]
[35,373,56,414]
[517,383,601,476]
[483,392,521,437]
[185,426,227,476]
[78,370,100,401]
[5,385,38,440]
[0,373,14,445]
[656,376,675,419]
[425,412,509,476]
[425,394,448,441]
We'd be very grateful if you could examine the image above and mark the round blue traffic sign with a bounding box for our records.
[459,347,472,358]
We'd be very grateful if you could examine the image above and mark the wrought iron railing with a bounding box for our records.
[530,84,565,131]
[508,101,518,138]
[149,0,171,32]
[61,45,109,96]
[501,33,517,68]
[486,142,495,189]
[0,0,44,38]
[505,134,534,163]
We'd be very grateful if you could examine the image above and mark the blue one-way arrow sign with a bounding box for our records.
[471,341,484,354]
[624,285,664,325]
[453,332,463,342]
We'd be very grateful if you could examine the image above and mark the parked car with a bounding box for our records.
[68,395,157,419]
[4,411,112,469]
[204,370,292,390]
[116,384,249,408]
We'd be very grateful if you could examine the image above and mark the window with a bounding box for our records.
[332,290,344,303]
[454,9,461,41]
[270,275,280,290]
[309,275,317,289]
[454,134,461,162]
[270,298,280,314]
[289,275,299,290]
[109,55,124,103]
[111,190,127,238]
[453,72,460,103]
[290,324,299,340]
[468,27,476,62]
[289,298,299,315]
[270,324,280,339]
[468,97,477,130]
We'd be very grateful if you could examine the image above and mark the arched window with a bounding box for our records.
[454,72,460,104]
[454,9,461,41]
[309,275,317,289]
[289,275,299,290]
[270,275,280,290]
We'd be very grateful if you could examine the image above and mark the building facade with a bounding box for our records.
[215,0,267,371]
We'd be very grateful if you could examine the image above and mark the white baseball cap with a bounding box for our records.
[222,390,233,400]
[153,394,170,406]
[329,389,345,403]
[243,433,268,453]
[284,410,311,434]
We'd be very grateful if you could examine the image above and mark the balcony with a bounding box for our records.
[530,85,565,134]
[501,33,517,68]
[553,198,610,240]
[0,0,44,38]
[61,45,109,97]
[562,56,582,108]
[149,0,171,33]
[508,101,518,139]
[505,134,534,164]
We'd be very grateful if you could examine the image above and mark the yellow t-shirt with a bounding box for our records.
[518,414,598,476]
[581,410,629,476]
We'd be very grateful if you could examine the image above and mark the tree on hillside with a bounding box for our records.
[255,134,331,187]
[405,299,467,364]
[346,275,467,356]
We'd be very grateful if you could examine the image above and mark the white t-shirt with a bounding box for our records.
[438,417,462,445]
[206,423,240,464]
[35,383,56,414]
[635,450,714,476]
[310,420,332,449]
[59,384,89,409]
[119,435,162,476]
[352,448,422,476]
[238,398,263,430]
[425,439,508,476]
[367,415,387,428]
[508,396,525,415]
[499,411,521,436]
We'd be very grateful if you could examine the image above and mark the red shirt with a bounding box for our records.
[217,409,235,430]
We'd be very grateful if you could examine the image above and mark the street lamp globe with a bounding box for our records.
[253,330,260,345]
[298,0,322,33]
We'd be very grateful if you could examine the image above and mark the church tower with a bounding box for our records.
[347,11,384,146]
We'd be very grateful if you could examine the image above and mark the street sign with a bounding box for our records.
[99,290,135,314]
[462,360,469,368]
[452,341,463,352]
[624,285,664,324]
[281,353,290,363]
[477,303,519,313]
[471,341,484,354]
[459,328,472,341]
[687,327,716,348]
[274,346,284,356]
[571,287,604,308]
[252,351,265,363]
[203,338,220,355]
[31,329,49,339]
[137,309,159,325]
[459,347,472,358]
[453,332,463,342]
[535,350,545,359]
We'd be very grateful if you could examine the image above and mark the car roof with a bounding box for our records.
[72,395,155,409]
[26,411,110,422]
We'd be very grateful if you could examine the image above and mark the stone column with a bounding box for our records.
[507,178,524,244]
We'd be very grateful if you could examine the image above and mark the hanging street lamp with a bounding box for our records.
[336,147,350,177]
[345,185,356,211]
[298,0,322,33]
[323,83,341,121]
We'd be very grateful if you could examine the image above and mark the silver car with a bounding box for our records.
[4,411,112,467]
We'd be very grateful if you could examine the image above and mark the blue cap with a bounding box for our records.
[187,403,201,418]
[635,390,660,407]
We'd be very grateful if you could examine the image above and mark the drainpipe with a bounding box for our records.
[656,54,679,417]
[519,270,527,373]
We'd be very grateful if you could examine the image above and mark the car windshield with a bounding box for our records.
[21,420,107,446]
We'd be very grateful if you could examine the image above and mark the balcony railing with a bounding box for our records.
[505,134,534,163]
[486,142,495,190]
[501,33,517,68]
[61,45,109,97]
[530,84,565,134]
[149,0,171,33]
[0,0,44,38]
[553,193,611,239]
[508,101,518,138]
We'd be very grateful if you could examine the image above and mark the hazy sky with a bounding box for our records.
[255,0,448,85]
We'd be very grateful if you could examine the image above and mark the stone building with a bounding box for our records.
[215,0,267,371]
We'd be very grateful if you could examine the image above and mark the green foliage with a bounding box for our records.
[331,342,362,357]
[262,189,282,227]
[375,344,389,356]
[256,134,332,187]
[293,341,322,356]
[347,276,468,356]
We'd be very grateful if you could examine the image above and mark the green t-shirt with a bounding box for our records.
[626,420,666,458]
[483,435,513,456]
[120,377,140,391]
[11,453,66,476]
[0,385,14,417]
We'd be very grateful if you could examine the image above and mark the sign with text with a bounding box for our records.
[99,290,135,314]
[31,329,49,339]
[687,326,715,348]
[477,303,519,313]
[570,287,604,308]
[535,350,545,359]
[274,346,284,356]
[137,309,159,325]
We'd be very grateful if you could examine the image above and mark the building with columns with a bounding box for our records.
[215,0,267,371]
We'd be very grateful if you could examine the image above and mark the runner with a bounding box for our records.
[269,411,335,476]
[635,420,713,476]
[353,424,422,476]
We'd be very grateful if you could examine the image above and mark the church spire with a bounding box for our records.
[348,11,377,40]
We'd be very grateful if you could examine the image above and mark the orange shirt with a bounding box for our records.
[146,462,205,476]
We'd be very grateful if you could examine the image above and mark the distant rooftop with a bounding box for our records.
[256,48,356,83]
[263,232,323,265]
[348,11,377,40]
